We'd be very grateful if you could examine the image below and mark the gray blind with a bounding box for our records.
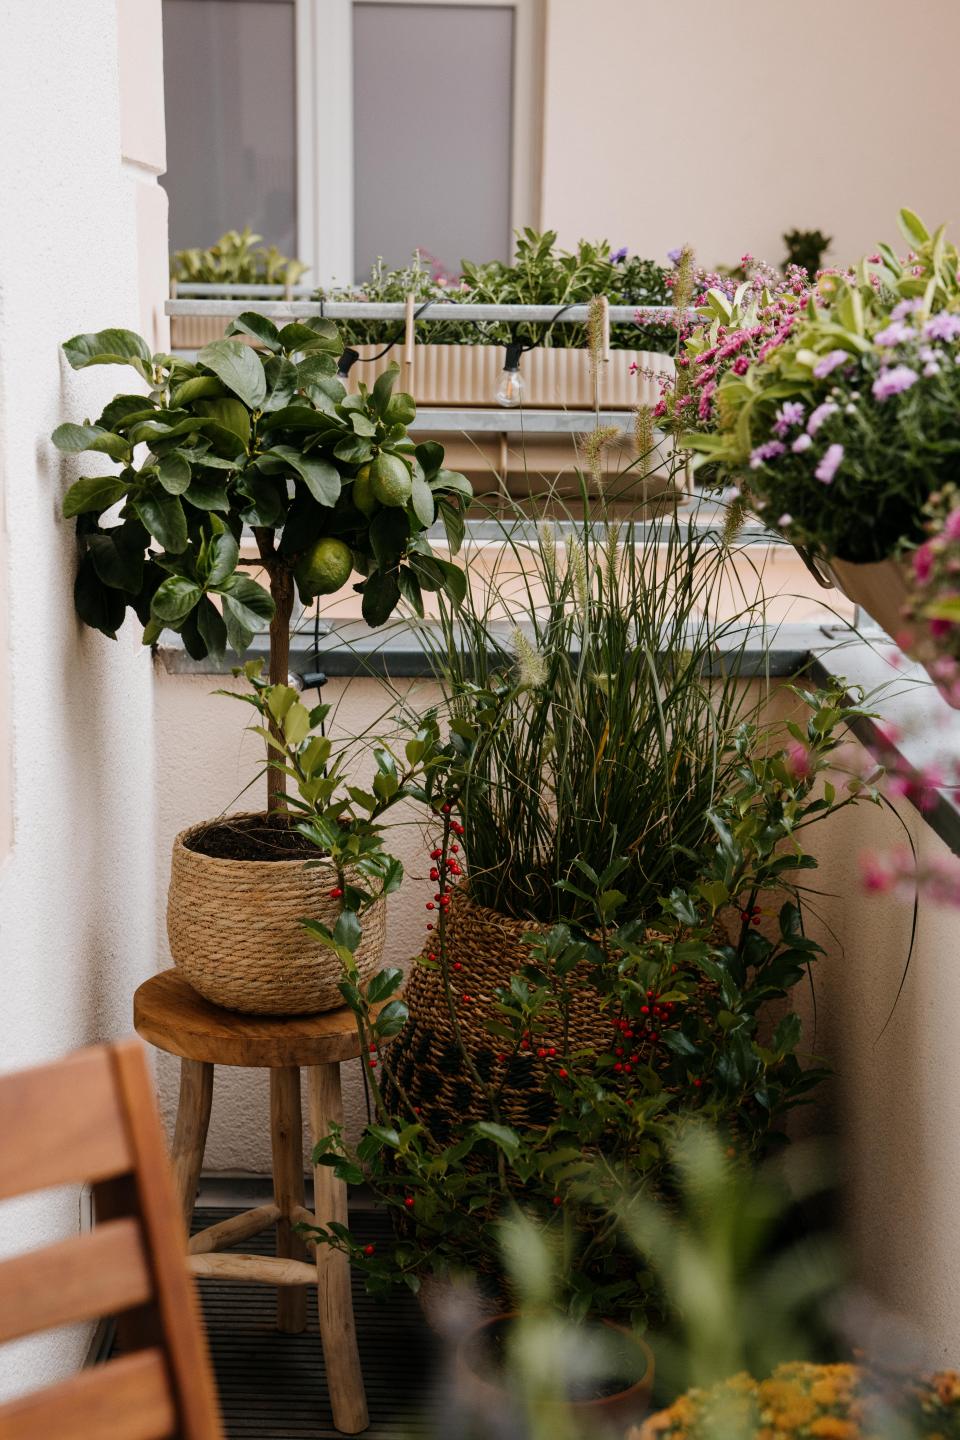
[353,3,514,281]
[161,0,297,255]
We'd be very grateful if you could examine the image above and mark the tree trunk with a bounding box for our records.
[266,564,294,813]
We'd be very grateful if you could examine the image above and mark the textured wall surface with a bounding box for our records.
[541,0,960,270]
[0,0,166,1401]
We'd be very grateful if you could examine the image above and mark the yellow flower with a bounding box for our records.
[809,1417,858,1440]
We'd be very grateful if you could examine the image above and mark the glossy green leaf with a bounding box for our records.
[150,575,202,623]
[226,312,282,352]
[62,474,129,518]
[170,376,226,407]
[62,328,152,375]
[197,338,267,409]
[262,445,341,506]
[73,552,126,637]
[157,450,192,494]
[52,423,131,462]
[133,487,188,553]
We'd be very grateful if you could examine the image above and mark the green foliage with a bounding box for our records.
[782,227,832,276]
[53,322,471,653]
[319,231,676,353]
[171,227,309,287]
[682,211,960,562]
[300,685,873,1320]
[416,500,772,925]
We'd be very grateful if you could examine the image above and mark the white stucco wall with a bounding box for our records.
[541,0,960,270]
[0,0,166,1401]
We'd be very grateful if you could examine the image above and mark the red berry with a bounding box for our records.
[431,848,442,860]
[453,961,462,971]
[329,887,343,899]
[693,1078,703,1088]
[430,869,439,881]
[426,923,433,930]
[442,803,451,814]
[451,844,459,853]
[624,1063,632,1073]
[364,1243,375,1257]
[462,994,472,1004]
[614,1062,623,1073]
[537,1047,546,1058]
[426,902,434,910]
[404,1196,414,1208]
[552,1195,562,1207]
[548,1047,556,1057]
[641,1005,649,1015]
[558,1068,568,1079]
[497,1053,506,1063]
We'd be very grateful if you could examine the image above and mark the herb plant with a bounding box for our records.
[171,227,309,288]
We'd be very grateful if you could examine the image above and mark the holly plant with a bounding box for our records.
[53,317,471,802]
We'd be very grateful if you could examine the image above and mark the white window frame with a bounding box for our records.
[296,0,544,286]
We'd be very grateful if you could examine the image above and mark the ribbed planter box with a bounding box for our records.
[166,813,385,1016]
[346,342,672,410]
[827,556,913,642]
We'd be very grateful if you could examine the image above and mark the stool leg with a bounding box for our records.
[270,1066,308,1333]
[170,1058,213,1237]
[307,1063,369,1435]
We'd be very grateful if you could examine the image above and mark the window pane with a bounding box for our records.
[353,2,514,279]
[162,0,297,255]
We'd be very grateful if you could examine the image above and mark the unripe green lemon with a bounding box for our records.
[352,463,377,516]
[370,452,412,508]
[300,537,353,595]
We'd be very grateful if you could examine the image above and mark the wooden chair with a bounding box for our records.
[0,1038,224,1440]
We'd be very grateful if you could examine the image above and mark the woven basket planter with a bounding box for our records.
[385,887,619,1134]
[166,812,386,1015]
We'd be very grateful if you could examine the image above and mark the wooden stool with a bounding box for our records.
[134,970,370,1435]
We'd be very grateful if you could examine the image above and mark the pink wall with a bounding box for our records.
[541,0,959,270]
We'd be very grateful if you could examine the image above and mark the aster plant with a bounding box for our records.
[674,211,960,564]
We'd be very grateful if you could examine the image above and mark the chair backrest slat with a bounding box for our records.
[0,1348,176,1440]
[0,1217,152,1346]
[0,1040,223,1440]
[0,1048,130,1201]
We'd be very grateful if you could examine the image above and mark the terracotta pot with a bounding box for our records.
[166,812,385,1015]
[825,555,913,641]
[457,1311,654,1430]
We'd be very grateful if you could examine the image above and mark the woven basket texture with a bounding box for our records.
[166,812,385,1015]
[385,886,620,1134]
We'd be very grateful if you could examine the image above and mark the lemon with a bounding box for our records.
[300,537,353,595]
[352,463,377,516]
[370,452,412,508]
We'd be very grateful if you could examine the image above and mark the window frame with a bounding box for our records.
[296,0,544,286]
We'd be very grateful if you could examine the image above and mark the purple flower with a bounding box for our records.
[874,319,914,348]
[792,433,813,453]
[749,440,786,469]
[773,401,806,437]
[813,349,849,379]
[872,364,919,400]
[892,298,923,321]
[924,312,960,342]
[778,512,793,526]
[815,443,844,484]
[667,247,684,264]
[609,247,628,264]
[807,401,839,435]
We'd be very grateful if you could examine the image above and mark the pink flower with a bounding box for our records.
[874,319,914,347]
[773,401,806,437]
[860,853,894,893]
[813,349,849,379]
[924,312,960,343]
[749,440,786,469]
[872,365,919,400]
[913,542,935,584]
[785,740,812,780]
[815,443,844,484]
[732,355,750,375]
[807,401,838,435]
[943,509,960,541]
[792,433,813,453]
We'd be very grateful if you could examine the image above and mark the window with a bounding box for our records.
[352,3,515,278]
[161,0,542,282]
[161,0,297,254]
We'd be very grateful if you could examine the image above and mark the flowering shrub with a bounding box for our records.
[302,686,874,1319]
[902,486,960,700]
[637,1362,960,1440]
[677,212,960,563]
[650,257,811,443]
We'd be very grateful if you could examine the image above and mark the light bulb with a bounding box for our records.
[496,366,525,408]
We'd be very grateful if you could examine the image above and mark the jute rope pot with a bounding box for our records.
[385,886,616,1133]
[166,812,386,1015]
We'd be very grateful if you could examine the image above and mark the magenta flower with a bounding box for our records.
[944,509,960,541]
[815,443,844,484]
[732,355,750,375]
[872,364,919,400]
[812,349,849,379]
[749,440,786,469]
[913,542,935,584]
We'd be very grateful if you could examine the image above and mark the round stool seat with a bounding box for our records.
[134,970,366,1068]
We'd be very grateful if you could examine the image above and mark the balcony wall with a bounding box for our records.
[0,0,167,1402]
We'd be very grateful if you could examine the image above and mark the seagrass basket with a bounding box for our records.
[166,812,386,1015]
[385,886,619,1133]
